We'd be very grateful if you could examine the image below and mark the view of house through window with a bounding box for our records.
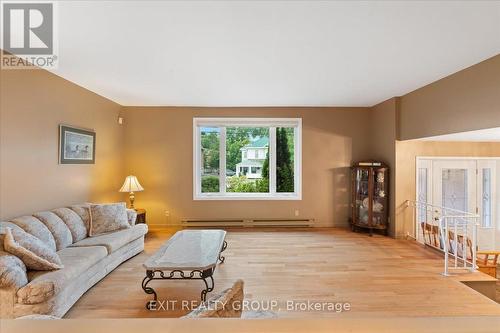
[226,127,269,193]
[195,118,301,199]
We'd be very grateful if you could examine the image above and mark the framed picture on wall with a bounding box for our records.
[59,125,96,164]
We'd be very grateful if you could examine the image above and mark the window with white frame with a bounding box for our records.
[193,118,302,200]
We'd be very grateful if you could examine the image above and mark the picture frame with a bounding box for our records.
[59,125,96,164]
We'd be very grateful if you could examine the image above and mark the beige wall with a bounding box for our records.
[375,54,500,236]
[121,107,370,227]
[395,140,500,238]
[0,69,125,220]
[2,52,498,235]
[367,98,398,236]
[399,55,500,140]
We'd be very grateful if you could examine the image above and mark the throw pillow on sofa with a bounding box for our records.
[69,204,92,230]
[89,203,130,236]
[0,250,28,289]
[183,280,245,318]
[0,222,25,251]
[3,228,63,271]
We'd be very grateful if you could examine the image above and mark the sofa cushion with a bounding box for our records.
[68,204,91,231]
[3,228,63,271]
[0,250,28,290]
[16,246,107,304]
[52,208,87,242]
[33,212,73,251]
[89,203,130,236]
[10,216,57,252]
[71,224,148,254]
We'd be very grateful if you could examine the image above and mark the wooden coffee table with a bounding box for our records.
[141,229,227,309]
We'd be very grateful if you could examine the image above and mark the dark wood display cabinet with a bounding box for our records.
[350,162,389,236]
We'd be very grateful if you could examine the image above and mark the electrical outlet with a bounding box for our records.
[165,210,170,217]
[294,209,300,217]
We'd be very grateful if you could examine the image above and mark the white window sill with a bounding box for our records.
[194,193,302,201]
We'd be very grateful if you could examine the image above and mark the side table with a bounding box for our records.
[135,208,146,224]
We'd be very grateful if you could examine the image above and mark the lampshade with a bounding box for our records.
[119,175,144,192]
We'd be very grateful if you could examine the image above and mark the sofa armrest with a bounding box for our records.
[0,252,28,318]
[126,209,138,226]
[0,287,16,318]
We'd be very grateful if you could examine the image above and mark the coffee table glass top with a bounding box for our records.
[144,230,226,271]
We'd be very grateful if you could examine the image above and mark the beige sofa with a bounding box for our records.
[0,204,148,318]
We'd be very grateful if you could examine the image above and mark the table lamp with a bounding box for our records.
[119,175,144,209]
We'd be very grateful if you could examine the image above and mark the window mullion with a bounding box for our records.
[294,125,301,197]
[269,127,277,195]
[219,126,227,194]
[195,126,201,198]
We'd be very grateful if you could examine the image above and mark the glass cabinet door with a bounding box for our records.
[353,168,370,225]
[372,168,388,227]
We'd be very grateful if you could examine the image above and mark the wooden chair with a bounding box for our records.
[448,230,499,278]
[421,222,441,248]
[475,251,500,277]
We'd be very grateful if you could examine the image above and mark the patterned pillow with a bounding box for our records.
[126,209,138,226]
[183,280,244,318]
[69,204,91,231]
[0,250,28,289]
[3,228,63,271]
[10,216,57,252]
[89,203,130,236]
[0,222,25,251]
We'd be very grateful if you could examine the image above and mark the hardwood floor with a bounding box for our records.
[65,227,500,318]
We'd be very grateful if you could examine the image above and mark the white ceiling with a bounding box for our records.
[51,1,500,106]
[419,127,500,142]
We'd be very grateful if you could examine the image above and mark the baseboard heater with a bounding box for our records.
[180,218,314,227]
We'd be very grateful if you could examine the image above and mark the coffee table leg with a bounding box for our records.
[218,240,228,263]
[200,270,215,302]
[142,270,158,310]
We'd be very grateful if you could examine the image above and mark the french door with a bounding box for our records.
[416,158,497,250]
[432,160,476,215]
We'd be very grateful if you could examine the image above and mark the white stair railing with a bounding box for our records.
[406,200,480,276]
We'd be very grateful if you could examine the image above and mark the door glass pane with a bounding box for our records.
[226,127,269,193]
[482,169,492,227]
[276,127,295,193]
[200,127,220,193]
[417,168,428,223]
[442,169,467,212]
